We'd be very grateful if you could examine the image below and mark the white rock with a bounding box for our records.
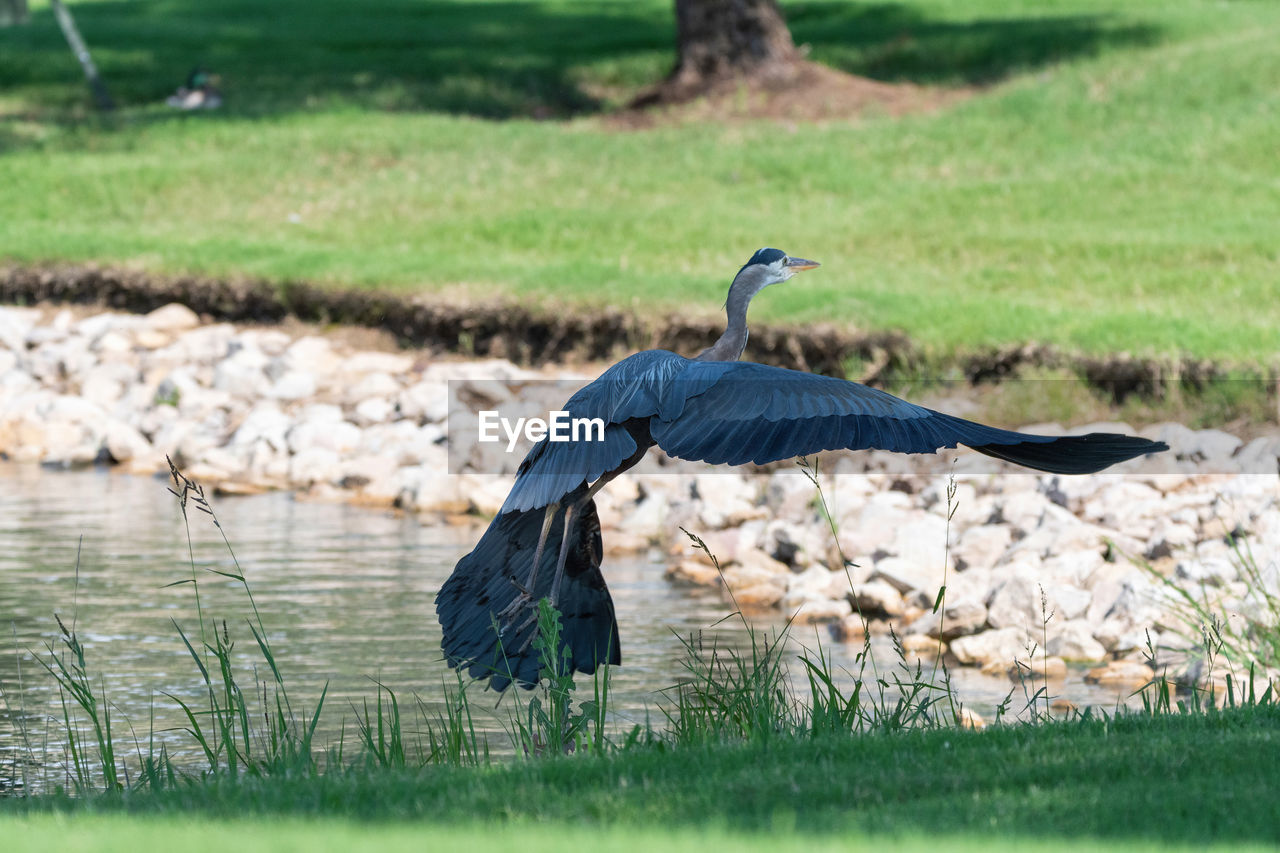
[784,597,852,624]
[766,471,819,520]
[193,446,249,477]
[986,569,1054,632]
[0,368,37,399]
[455,473,515,516]
[786,565,838,599]
[28,339,94,384]
[1043,582,1092,621]
[404,467,470,514]
[1147,517,1198,556]
[1082,480,1164,531]
[294,402,345,423]
[763,518,829,569]
[344,371,401,404]
[941,598,988,637]
[1189,429,1243,463]
[231,402,291,449]
[954,524,1011,570]
[732,548,792,578]
[1040,474,1106,511]
[282,336,342,376]
[694,473,761,529]
[0,309,36,353]
[175,386,233,420]
[336,453,402,501]
[869,555,944,597]
[397,380,449,423]
[1048,620,1107,662]
[102,419,154,464]
[1085,660,1154,687]
[170,324,237,363]
[236,329,292,358]
[287,417,362,455]
[213,348,270,398]
[846,580,905,618]
[1235,436,1280,476]
[343,351,414,375]
[267,370,317,401]
[145,303,201,333]
[77,362,138,409]
[353,396,395,426]
[1175,556,1238,587]
[908,597,987,640]
[949,627,1031,668]
[623,493,669,541]
[74,311,139,342]
[91,330,134,355]
[995,487,1051,531]
[887,513,950,568]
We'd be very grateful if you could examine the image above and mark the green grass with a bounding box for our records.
[6,815,1270,853]
[5,708,1280,849]
[1,0,1278,362]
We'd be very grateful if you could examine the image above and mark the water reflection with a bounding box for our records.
[1,464,1141,783]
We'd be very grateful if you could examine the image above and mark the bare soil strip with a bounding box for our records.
[1,263,1273,407]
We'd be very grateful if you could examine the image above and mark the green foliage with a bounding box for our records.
[509,597,609,756]
[162,461,327,782]
[7,707,1280,847]
[1,1,1279,361]
[1136,527,1280,705]
[37,614,119,793]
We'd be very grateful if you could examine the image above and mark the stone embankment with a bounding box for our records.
[1,303,1277,691]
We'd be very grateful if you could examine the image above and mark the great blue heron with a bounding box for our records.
[437,248,1168,689]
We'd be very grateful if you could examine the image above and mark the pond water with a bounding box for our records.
[1,463,1142,786]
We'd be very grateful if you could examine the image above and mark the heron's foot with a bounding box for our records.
[497,592,561,655]
[496,589,533,626]
[505,607,540,652]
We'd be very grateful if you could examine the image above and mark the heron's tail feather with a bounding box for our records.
[436,485,620,691]
[966,432,1169,475]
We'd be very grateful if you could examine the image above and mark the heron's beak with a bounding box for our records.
[786,257,820,272]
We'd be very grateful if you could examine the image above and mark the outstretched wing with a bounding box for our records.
[500,350,687,513]
[650,361,1166,474]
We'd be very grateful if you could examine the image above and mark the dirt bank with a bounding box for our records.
[2,263,1275,412]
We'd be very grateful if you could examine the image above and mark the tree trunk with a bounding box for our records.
[49,0,113,110]
[671,0,798,90]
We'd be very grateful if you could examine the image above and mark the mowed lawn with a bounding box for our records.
[2,817,1270,853]
[4,706,1280,850]
[0,0,1278,360]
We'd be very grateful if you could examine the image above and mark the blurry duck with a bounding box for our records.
[165,67,222,110]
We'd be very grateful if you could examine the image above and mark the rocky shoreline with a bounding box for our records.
[1,302,1277,693]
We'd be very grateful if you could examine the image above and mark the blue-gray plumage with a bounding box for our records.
[437,248,1169,690]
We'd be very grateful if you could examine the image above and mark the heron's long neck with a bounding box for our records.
[696,269,764,362]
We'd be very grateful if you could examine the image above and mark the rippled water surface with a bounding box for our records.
[1,464,1142,784]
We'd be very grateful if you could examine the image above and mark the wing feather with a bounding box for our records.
[650,362,1167,474]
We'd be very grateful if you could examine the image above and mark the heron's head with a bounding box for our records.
[735,247,820,292]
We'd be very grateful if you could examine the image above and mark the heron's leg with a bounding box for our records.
[507,466,634,643]
[497,501,558,623]
[508,501,580,648]
[545,502,579,607]
[541,469,622,607]
[520,502,559,593]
